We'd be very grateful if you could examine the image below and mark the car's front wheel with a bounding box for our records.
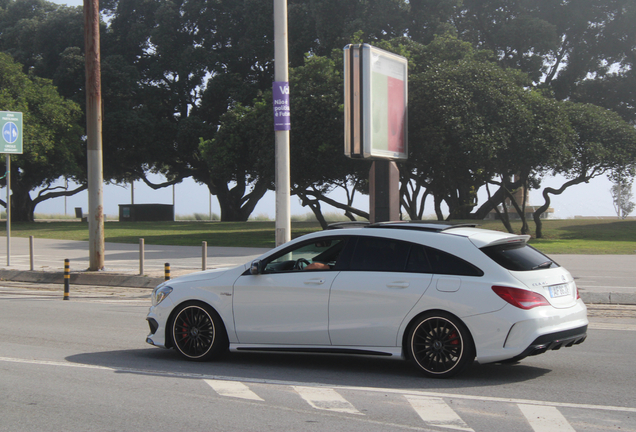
[170,301,228,361]
[407,312,475,378]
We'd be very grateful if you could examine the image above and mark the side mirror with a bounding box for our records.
[250,260,264,275]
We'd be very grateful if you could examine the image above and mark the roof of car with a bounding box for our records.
[326,220,529,249]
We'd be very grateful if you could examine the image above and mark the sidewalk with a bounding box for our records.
[0,236,635,305]
[0,236,268,288]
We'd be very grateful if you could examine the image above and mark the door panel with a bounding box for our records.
[328,272,432,346]
[233,272,338,345]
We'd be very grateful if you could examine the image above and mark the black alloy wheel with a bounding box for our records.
[408,312,475,378]
[171,302,227,361]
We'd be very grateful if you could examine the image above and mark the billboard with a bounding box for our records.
[344,44,407,160]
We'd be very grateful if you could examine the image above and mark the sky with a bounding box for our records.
[20,0,623,220]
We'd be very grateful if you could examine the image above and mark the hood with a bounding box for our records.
[165,267,231,285]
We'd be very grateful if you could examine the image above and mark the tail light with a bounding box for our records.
[492,286,550,310]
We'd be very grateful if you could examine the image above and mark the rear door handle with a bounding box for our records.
[387,281,410,289]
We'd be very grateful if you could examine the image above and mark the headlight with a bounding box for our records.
[152,285,173,306]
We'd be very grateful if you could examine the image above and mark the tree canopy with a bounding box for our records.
[2,0,636,228]
[0,52,85,221]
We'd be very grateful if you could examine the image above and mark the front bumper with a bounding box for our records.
[145,300,174,349]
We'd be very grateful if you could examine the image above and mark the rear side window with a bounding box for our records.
[350,237,411,271]
[424,246,484,276]
[345,236,483,276]
[481,243,559,271]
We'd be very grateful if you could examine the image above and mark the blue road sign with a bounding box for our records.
[0,111,23,154]
[3,122,18,144]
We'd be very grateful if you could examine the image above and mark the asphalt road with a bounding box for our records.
[1,285,635,432]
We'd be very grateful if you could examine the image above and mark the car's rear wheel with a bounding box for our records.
[407,312,475,378]
[170,302,227,361]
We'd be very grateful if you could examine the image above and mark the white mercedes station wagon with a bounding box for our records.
[146,222,588,378]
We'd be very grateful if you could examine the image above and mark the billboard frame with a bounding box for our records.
[344,44,408,160]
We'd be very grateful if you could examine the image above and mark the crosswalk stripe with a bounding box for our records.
[518,404,576,432]
[204,379,264,401]
[405,395,474,431]
[293,386,363,415]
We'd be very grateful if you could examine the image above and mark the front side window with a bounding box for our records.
[264,238,346,272]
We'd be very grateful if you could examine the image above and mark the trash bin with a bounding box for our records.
[118,204,174,222]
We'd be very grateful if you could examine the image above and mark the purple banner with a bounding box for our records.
[273,81,291,131]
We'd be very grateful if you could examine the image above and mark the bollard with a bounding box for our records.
[139,238,145,275]
[164,262,171,281]
[202,241,207,271]
[29,236,34,271]
[63,259,70,300]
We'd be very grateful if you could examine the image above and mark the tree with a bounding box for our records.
[0,52,86,221]
[533,102,636,237]
[199,99,274,221]
[199,53,370,224]
[611,178,635,219]
[288,54,370,227]
[405,36,572,223]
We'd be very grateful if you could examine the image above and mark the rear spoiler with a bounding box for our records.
[481,235,530,248]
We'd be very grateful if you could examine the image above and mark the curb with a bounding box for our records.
[579,291,636,306]
[0,269,164,289]
[1,269,635,305]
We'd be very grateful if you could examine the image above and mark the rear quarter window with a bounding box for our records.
[481,243,559,271]
[424,246,484,277]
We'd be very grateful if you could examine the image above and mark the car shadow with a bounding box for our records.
[65,347,551,390]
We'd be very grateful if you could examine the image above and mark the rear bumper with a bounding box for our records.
[509,325,587,362]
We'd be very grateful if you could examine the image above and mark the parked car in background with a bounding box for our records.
[146,222,588,378]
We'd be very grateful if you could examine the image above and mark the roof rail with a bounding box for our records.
[365,221,479,232]
[326,221,370,230]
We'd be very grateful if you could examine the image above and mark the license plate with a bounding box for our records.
[549,283,570,298]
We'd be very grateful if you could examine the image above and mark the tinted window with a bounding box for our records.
[426,247,484,276]
[350,237,410,272]
[481,243,558,271]
[406,244,433,273]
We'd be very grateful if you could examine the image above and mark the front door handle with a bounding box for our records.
[304,278,325,285]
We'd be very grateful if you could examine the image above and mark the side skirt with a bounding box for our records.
[230,344,403,358]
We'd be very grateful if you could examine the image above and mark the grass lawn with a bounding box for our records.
[1,218,635,254]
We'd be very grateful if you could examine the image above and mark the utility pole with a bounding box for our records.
[274,0,291,246]
[84,0,104,270]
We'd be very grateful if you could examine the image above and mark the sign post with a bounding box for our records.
[1,111,24,266]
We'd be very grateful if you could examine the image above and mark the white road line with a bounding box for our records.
[405,395,474,431]
[204,379,263,401]
[518,404,576,432]
[293,386,363,415]
[1,356,635,415]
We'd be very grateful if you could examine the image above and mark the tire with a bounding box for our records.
[170,301,228,361]
[407,312,475,378]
